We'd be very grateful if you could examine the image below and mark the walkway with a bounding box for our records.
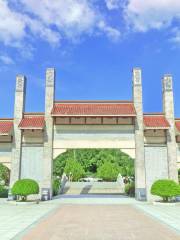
[0,197,179,240]
[21,205,179,240]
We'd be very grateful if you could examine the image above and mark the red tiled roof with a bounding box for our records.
[175,121,180,132]
[52,101,136,116]
[144,115,170,129]
[19,116,45,129]
[0,120,13,135]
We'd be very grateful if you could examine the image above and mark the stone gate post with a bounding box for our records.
[162,74,178,182]
[42,68,55,200]
[9,75,26,195]
[133,68,146,201]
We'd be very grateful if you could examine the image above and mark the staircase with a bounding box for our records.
[61,181,125,195]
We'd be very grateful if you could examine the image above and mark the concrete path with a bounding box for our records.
[21,205,179,240]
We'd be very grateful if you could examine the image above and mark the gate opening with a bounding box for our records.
[53,149,135,197]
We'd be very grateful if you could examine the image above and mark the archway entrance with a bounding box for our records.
[53,149,135,197]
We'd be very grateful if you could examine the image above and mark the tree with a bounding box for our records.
[0,163,10,186]
[97,161,120,181]
[64,159,85,181]
[53,149,134,178]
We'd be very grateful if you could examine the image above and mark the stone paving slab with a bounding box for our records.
[21,205,180,240]
[135,204,180,233]
[0,200,59,240]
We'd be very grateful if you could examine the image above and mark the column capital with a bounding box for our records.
[133,68,142,85]
[16,75,26,92]
[163,74,173,92]
[46,68,55,87]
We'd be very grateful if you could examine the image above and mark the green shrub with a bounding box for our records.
[125,182,135,197]
[151,179,180,202]
[12,179,39,201]
[53,178,61,196]
[97,161,120,181]
[0,163,10,186]
[64,159,85,181]
[0,185,8,198]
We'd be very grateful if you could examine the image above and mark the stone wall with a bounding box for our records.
[21,145,43,184]
[145,145,168,201]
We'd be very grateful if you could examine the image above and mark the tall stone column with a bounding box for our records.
[42,68,55,200]
[10,76,26,191]
[162,74,178,182]
[133,68,146,201]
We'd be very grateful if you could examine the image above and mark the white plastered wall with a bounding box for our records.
[0,142,12,169]
[53,125,135,159]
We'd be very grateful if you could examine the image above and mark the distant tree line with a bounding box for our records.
[53,149,134,181]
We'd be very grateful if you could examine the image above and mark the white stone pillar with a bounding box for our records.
[42,68,55,200]
[162,74,178,182]
[133,68,146,201]
[10,75,26,191]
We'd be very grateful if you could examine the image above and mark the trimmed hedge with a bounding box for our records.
[151,179,180,202]
[12,179,39,201]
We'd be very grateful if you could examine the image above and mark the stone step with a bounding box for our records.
[61,182,125,195]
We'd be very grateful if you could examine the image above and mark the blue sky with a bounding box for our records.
[0,0,180,117]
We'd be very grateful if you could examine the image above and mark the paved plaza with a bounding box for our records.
[0,197,180,240]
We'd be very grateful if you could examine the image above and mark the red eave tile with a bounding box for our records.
[175,121,180,132]
[144,115,170,129]
[19,116,45,129]
[0,120,13,135]
[52,102,136,116]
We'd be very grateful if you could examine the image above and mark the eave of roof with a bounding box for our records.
[175,120,180,132]
[52,101,136,117]
[143,114,170,129]
[19,114,45,130]
[0,119,13,135]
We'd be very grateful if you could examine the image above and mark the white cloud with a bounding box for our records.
[124,0,180,32]
[0,0,121,54]
[170,27,180,44]
[20,0,99,38]
[0,55,14,64]
[0,1,26,46]
[105,0,121,10]
[98,21,121,41]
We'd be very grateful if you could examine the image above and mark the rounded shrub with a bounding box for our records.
[151,179,180,202]
[12,179,39,201]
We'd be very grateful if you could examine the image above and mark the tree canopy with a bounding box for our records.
[53,149,134,178]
